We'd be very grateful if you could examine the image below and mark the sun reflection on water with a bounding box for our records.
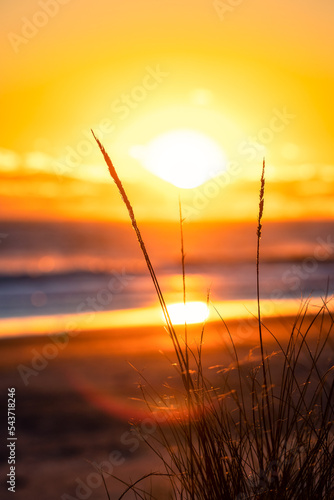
[166,301,210,325]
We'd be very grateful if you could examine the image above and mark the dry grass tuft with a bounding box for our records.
[93,134,334,500]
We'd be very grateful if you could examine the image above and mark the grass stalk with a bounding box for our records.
[93,137,334,500]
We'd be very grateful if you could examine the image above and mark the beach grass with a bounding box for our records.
[93,133,334,499]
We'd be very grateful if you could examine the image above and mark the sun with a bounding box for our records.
[166,301,210,325]
[130,129,227,189]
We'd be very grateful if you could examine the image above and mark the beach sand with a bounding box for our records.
[0,314,332,500]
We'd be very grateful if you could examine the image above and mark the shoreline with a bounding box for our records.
[0,295,327,340]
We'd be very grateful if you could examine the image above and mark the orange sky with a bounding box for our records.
[1,0,334,221]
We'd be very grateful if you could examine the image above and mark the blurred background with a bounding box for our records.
[1,0,334,498]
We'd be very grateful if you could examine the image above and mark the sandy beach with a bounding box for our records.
[1,312,332,500]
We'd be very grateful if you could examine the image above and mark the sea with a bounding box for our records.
[1,219,334,337]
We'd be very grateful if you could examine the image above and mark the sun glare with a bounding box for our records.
[166,301,210,325]
[130,129,227,189]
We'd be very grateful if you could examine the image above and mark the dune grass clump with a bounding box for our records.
[93,132,334,500]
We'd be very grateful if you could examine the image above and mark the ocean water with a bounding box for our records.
[0,219,334,334]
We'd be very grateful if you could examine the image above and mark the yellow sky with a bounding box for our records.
[1,0,334,221]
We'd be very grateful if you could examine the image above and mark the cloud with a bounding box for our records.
[0,148,21,171]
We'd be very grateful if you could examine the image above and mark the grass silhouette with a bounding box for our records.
[93,132,334,499]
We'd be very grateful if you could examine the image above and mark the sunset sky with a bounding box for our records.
[1,0,334,221]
